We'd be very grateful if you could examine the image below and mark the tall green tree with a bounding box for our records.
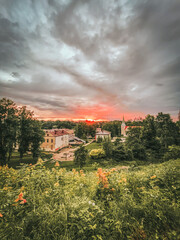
[74,145,88,168]
[18,106,34,159]
[140,115,161,158]
[75,122,88,139]
[112,143,127,161]
[103,139,113,158]
[156,112,180,151]
[0,98,18,165]
[126,127,146,160]
[30,120,45,159]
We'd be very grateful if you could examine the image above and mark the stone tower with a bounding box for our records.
[121,116,126,136]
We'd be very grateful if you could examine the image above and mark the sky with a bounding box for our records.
[0,0,180,121]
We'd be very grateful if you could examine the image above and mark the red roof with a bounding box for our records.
[125,126,142,130]
[45,129,69,137]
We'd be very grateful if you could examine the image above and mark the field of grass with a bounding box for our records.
[85,142,103,151]
[0,159,179,239]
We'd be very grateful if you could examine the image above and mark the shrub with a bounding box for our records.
[89,148,105,159]
[163,145,180,161]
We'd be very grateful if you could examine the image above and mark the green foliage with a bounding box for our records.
[18,106,34,159]
[163,145,180,161]
[74,145,88,168]
[112,143,127,161]
[102,121,121,137]
[0,159,179,239]
[156,112,180,151]
[30,120,45,159]
[75,122,88,139]
[0,98,19,164]
[103,140,113,158]
[0,98,45,165]
[97,136,103,143]
[89,149,105,159]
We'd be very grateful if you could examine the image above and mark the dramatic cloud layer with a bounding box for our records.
[0,0,179,120]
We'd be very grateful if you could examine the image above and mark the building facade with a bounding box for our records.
[41,129,69,151]
[95,128,111,141]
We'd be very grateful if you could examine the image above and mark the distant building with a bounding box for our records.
[121,116,126,136]
[121,117,142,136]
[41,129,69,151]
[95,128,111,141]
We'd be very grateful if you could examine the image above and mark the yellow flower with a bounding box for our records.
[54,182,59,187]
[20,186,25,191]
[150,175,156,179]
[119,178,127,183]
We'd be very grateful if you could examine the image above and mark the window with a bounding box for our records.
[51,139,53,143]
[47,134,49,136]
[47,139,49,143]
[51,145,53,150]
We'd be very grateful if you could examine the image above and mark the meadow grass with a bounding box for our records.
[85,142,103,151]
[0,159,179,240]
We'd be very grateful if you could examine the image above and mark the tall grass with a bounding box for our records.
[0,159,179,239]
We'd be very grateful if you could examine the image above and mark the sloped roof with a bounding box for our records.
[96,130,111,135]
[44,129,69,137]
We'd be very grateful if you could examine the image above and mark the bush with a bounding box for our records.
[89,148,105,159]
[163,145,180,161]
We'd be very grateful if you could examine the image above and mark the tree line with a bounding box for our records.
[74,113,180,167]
[107,113,180,162]
[0,98,44,165]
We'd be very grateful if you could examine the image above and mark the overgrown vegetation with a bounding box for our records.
[0,159,179,239]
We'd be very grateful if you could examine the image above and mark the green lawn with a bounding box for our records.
[85,142,103,151]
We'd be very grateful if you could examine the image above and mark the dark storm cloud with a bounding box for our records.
[0,0,179,119]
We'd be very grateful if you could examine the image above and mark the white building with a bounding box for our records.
[95,128,111,141]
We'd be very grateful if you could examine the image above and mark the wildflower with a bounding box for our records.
[55,161,60,167]
[0,213,3,217]
[150,175,157,179]
[20,186,25,191]
[14,192,26,204]
[20,199,27,204]
[119,178,127,183]
[54,182,59,187]
[110,168,117,172]
[111,188,115,191]
[3,187,8,191]
[97,168,109,188]
[122,178,127,183]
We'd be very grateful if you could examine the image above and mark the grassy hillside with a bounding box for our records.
[0,159,179,240]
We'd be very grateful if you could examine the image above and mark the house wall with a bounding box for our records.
[55,134,69,149]
[96,133,111,141]
[41,135,56,151]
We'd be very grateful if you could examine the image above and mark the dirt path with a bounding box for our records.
[52,139,94,162]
